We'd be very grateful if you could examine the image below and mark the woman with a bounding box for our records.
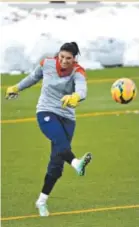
[6,42,92,217]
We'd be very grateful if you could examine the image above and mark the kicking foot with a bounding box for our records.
[76,152,92,176]
[36,202,49,217]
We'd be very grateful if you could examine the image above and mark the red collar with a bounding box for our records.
[56,57,74,77]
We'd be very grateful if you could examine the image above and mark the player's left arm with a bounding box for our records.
[61,67,87,108]
[73,68,87,102]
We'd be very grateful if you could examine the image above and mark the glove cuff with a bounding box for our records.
[13,85,19,93]
[72,92,81,101]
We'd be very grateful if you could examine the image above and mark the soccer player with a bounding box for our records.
[5,42,92,217]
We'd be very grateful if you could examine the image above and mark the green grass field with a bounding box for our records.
[1,67,139,227]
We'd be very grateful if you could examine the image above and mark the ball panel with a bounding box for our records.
[120,95,133,104]
[111,87,122,103]
[122,85,133,101]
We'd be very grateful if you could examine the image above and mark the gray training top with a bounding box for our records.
[17,57,87,121]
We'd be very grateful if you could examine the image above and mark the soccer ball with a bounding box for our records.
[111,78,137,104]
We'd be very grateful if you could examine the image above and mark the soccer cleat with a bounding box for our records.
[36,202,49,217]
[76,152,92,176]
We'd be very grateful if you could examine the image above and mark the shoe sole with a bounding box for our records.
[80,152,92,176]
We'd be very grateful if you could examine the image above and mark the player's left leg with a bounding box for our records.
[60,116,92,176]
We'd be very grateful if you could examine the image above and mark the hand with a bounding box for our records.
[61,93,80,108]
[5,85,19,100]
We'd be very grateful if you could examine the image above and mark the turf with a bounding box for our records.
[1,67,139,227]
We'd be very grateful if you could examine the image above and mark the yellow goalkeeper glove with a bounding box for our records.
[61,92,80,108]
[5,85,19,100]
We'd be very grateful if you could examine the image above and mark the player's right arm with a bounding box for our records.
[5,60,45,100]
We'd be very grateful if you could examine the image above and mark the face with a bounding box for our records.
[58,51,75,69]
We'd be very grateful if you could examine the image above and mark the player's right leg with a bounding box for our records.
[36,112,66,216]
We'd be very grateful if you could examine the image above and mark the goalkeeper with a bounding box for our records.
[6,42,92,217]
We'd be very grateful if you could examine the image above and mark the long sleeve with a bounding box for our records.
[74,70,87,101]
[17,64,43,91]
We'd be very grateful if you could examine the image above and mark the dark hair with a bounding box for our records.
[60,42,80,57]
